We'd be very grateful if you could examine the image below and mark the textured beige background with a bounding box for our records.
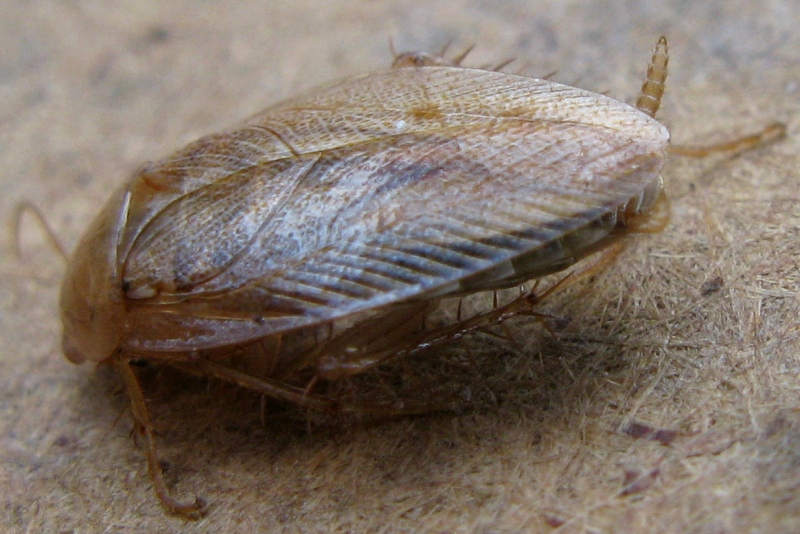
[2,1,798,532]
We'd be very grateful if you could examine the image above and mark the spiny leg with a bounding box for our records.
[315,281,566,383]
[670,122,786,158]
[188,358,464,419]
[114,354,207,519]
[177,359,339,413]
[200,257,644,420]
[114,354,342,517]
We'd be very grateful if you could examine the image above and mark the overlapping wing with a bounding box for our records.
[122,67,669,352]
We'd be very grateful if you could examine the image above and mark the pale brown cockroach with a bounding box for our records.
[58,37,785,517]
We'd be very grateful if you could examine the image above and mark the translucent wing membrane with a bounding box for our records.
[120,68,668,351]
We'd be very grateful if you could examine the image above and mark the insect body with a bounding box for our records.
[60,37,755,517]
[62,45,669,367]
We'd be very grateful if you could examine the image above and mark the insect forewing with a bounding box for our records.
[120,67,669,352]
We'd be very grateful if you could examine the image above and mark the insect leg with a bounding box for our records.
[181,359,339,413]
[315,286,555,382]
[184,358,459,419]
[669,122,786,158]
[113,354,207,519]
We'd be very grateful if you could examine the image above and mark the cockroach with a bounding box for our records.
[58,36,785,517]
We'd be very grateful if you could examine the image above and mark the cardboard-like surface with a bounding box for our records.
[2,1,798,532]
